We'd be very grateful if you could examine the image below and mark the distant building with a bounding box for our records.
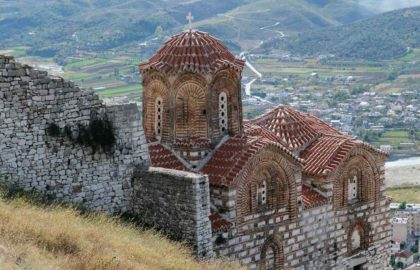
[395,250,414,267]
[392,217,409,243]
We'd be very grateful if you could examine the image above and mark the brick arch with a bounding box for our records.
[143,79,170,140]
[259,234,284,270]
[210,69,241,137]
[172,73,207,94]
[142,71,170,89]
[174,80,208,139]
[347,218,371,255]
[235,145,299,222]
[333,147,381,208]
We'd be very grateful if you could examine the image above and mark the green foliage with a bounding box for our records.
[399,201,407,210]
[351,86,367,95]
[332,90,350,102]
[0,182,71,209]
[272,6,420,60]
[357,130,383,143]
[387,70,399,81]
[411,245,418,253]
[396,261,404,269]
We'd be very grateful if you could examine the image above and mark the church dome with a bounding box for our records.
[139,30,245,75]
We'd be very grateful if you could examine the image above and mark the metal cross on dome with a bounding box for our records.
[186,12,194,30]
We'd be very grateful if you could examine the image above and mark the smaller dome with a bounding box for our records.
[139,30,245,75]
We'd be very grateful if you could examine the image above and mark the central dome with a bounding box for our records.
[139,30,245,75]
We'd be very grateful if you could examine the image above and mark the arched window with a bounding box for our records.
[351,228,362,251]
[347,222,369,255]
[348,168,361,203]
[257,181,267,206]
[155,96,163,140]
[219,92,228,135]
[262,246,275,270]
[260,236,284,270]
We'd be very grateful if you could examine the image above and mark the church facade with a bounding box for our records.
[139,30,391,270]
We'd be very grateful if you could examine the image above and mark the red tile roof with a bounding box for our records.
[201,132,302,187]
[250,106,387,177]
[148,143,187,171]
[210,209,232,232]
[301,135,356,176]
[301,185,328,209]
[249,106,321,151]
[139,30,245,75]
[395,250,414,258]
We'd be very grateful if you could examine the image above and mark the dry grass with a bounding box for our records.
[0,195,243,270]
[386,185,420,203]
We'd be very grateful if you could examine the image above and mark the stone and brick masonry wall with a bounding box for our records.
[131,166,213,258]
[0,54,212,257]
[0,55,149,213]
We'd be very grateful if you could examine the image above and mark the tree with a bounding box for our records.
[399,201,407,210]
[396,261,404,269]
[387,70,399,81]
[411,245,418,253]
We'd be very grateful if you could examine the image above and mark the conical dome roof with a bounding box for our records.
[139,30,245,75]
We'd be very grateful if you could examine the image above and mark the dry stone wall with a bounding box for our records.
[0,55,149,213]
[131,166,214,258]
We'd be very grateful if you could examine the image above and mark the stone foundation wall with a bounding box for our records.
[131,166,213,258]
[214,199,391,270]
[0,55,148,213]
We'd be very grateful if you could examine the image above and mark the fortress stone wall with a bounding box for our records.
[131,166,213,258]
[0,55,213,257]
[0,54,149,213]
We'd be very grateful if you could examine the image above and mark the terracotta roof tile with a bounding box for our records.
[395,250,414,258]
[301,185,328,209]
[139,30,245,75]
[201,132,302,187]
[209,209,232,232]
[301,135,356,176]
[249,106,321,151]
[250,106,387,177]
[148,143,188,171]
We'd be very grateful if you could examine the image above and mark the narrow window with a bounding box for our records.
[257,181,267,206]
[351,228,362,251]
[155,97,163,141]
[263,246,276,269]
[219,92,228,135]
[348,169,359,203]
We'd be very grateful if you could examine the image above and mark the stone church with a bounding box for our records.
[139,29,392,269]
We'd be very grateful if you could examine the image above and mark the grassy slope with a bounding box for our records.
[0,194,242,270]
[386,186,420,204]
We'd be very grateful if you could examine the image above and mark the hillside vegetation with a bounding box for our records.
[0,0,384,55]
[265,6,420,60]
[0,187,243,270]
